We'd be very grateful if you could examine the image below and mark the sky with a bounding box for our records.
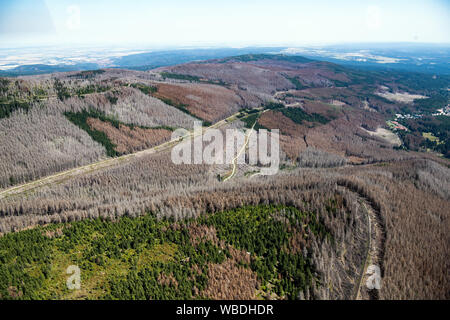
[0,0,449,48]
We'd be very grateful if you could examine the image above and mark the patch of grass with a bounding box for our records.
[422,132,442,144]
[137,243,178,268]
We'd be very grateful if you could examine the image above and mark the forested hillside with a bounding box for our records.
[0,54,449,300]
[0,205,338,300]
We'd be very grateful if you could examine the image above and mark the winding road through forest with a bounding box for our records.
[337,186,385,300]
[223,109,267,182]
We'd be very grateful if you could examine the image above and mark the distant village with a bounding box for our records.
[389,105,450,131]
[388,119,408,131]
[432,105,450,116]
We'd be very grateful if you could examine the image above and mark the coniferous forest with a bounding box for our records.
[0,205,331,300]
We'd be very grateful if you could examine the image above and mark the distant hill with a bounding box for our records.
[1,44,449,77]
[0,47,284,77]
[0,63,100,77]
[112,47,284,69]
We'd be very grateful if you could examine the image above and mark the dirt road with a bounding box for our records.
[223,110,267,182]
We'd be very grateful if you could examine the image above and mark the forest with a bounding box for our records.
[0,205,333,300]
[279,107,334,126]
[64,109,174,157]
[64,109,121,157]
[0,74,197,188]
[0,54,449,300]
[397,115,450,158]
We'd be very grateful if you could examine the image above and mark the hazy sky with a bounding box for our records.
[0,0,449,48]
